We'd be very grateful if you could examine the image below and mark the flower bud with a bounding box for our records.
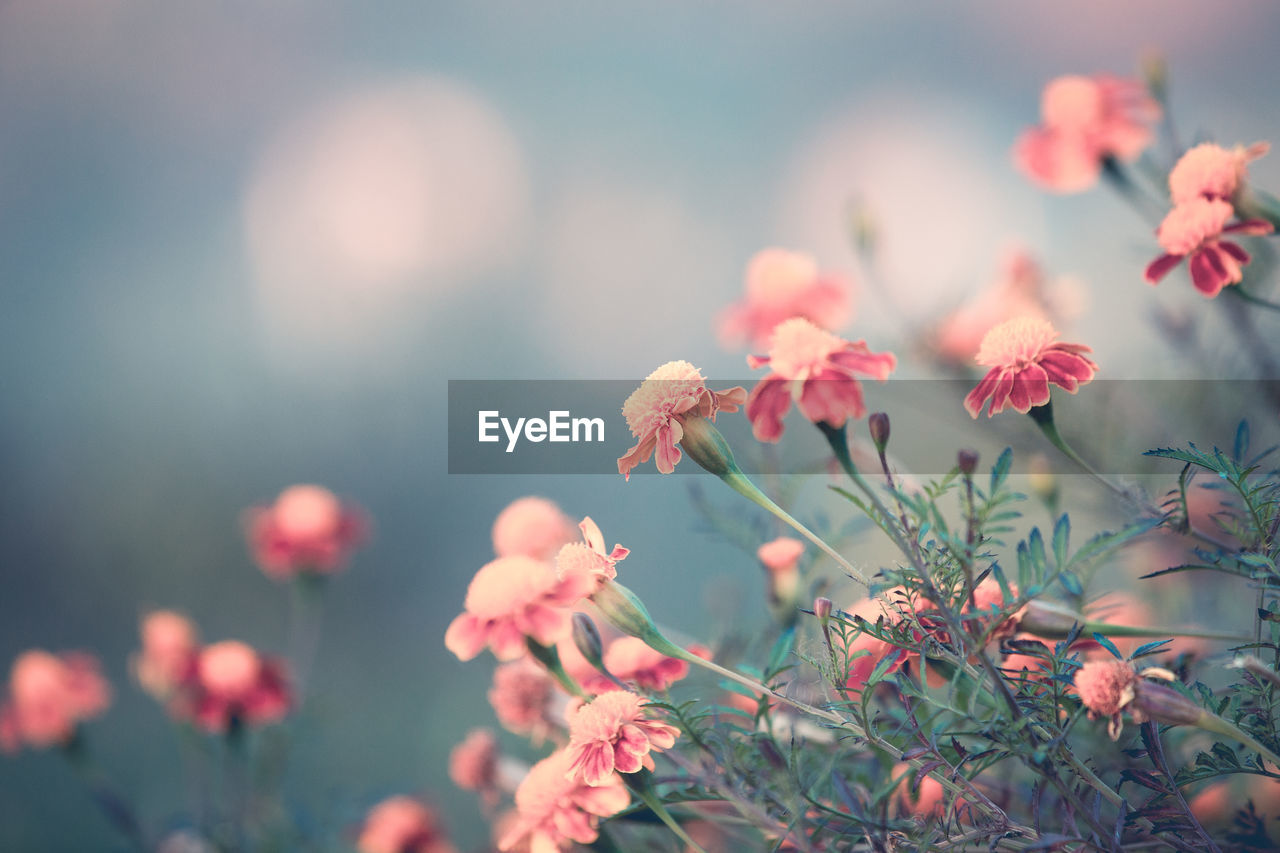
[868,412,890,454]
[1017,599,1083,639]
[590,581,685,661]
[677,415,739,479]
[957,449,979,477]
[571,613,605,671]
[1135,681,1205,727]
[814,596,833,621]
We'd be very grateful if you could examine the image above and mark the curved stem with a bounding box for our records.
[628,772,709,853]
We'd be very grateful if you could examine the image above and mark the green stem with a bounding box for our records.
[524,639,589,700]
[1228,285,1280,313]
[1027,401,1128,501]
[628,772,709,853]
[1196,713,1280,769]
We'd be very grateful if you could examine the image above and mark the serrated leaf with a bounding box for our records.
[1052,514,1070,569]
[1066,518,1161,570]
[1058,571,1083,597]
[990,447,1013,493]
[1092,632,1123,660]
[1235,420,1251,463]
[765,626,796,678]
[1131,639,1174,659]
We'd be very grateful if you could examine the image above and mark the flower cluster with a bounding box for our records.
[0,650,111,752]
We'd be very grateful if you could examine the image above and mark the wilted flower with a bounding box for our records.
[617,361,746,478]
[1144,197,1273,298]
[449,728,499,795]
[1013,74,1159,193]
[564,690,680,786]
[1074,658,1183,740]
[244,484,367,579]
[1168,141,1269,205]
[717,248,853,351]
[133,610,199,700]
[492,497,579,561]
[745,318,896,442]
[488,660,556,740]
[356,795,457,853]
[0,650,111,752]
[963,317,1097,418]
[498,750,629,852]
[182,641,291,734]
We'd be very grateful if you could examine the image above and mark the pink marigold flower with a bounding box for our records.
[1169,141,1269,205]
[1144,198,1273,298]
[564,690,680,786]
[963,317,1097,418]
[182,641,291,734]
[244,484,368,580]
[602,638,698,692]
[445,556,595,662]
[133,610,199,700]
[498,750,629,852]
[554,518,629,596]
[617,361,746,479]
[717,248,854,351]
[488,660,555,739]
[842,597,908,693]
[356,795,457,853]
[492,497,579,561]
[757,537,804,575]
[449,728,499,794]
[745,317,896,442]
[1013,74,1159,193]
[0,650,111,752]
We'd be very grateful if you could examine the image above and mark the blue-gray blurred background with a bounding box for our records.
[3,1,1280,849]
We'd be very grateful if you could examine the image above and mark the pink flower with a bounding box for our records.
[617,361,746,479]
[602,637,698,692]
[554,518,629,595]
[133,610,199,699]
[892,762,949,820]
[445,556,596,662]
[0,650,111,752]
[1169,141,1269,205]
[1074,658,1140,737]
[1144,198,1273,298]
[757,537,804,575]
[182,641,291,734]
[745,317,896,442]
[963,317,1097,418]
[244,484,367,580]
[934,250,1057,363]
[487,660,555,739]
[1014,74,1159,193]
[843,597,908,692]
[448,728,498,794]
[564,690,680,786]
[498,750,629,852]
[356,796,457,853]
[492,497,579,561]
[717,248,854,351]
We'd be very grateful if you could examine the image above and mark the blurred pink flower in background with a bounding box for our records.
[244,484,368,580]
[133,610,199,700]
[716,249,853,351]
[1144,197,1273,297]
[445,556,596,661]
[1169,141,1269,205]
[933,250,1058,363]
[1013,74,1159,193]
[757,537,804,575]
[564,690,679,786]
[183,641,291,734]
[448,728,499,796]
[745,317,896,441]
[964,317,1097,417]
[491,497,578,561]
[487,660,555,740]
[842,597,907,693]
[617,361,746,478]
[601,637,700,692]
[553,518,629,594]
[0,650,111,752]
[356,795,458,853]
[892,763,948,819]
[498,750,629,852]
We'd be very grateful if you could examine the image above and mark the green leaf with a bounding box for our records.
[1058,571,1083,597]
[1091,632,1122,660]
[1052,514,1070,569]
[1235,419,1251,463]
[1066,518,1161,571]
[990,447,1013,494]
[765,626,796,678]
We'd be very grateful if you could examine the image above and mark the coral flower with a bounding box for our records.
[133,610,199,699]
[184,641,291,734]
[499,750,629,852]
[564,690,680,786]
[449,728,499,794]
[1013,74,1159,193]
[488,660,555,739]
[1169,141,1269,205]
[963,317,1097,418]
[617,361,746,479]
[745,317,896,442]
[445,556,596,662]
[244,484,367,579]
[1144,198,1274,298]
[0,650,111,752]
[553,518,629,596]
[757,537,804,575]
[842,597,909,692]
[492,497,579,561]
[1074,658,1141,739]
[934,250,1062,363]
[717,248,854,351]
[356,796,458,853]
[602,638,700,692]
[892,763,949,820]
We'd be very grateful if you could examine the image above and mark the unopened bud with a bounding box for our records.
[1017,599,1083,639]
[1135,681,1204,727]
[571,613,605,670]
[678,415,739,479]
[814,596,833,621]
[590,580,685,661]
[957,449,979,477]
[868,413,890,453]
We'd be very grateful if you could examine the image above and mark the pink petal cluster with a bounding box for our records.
[934,250,1056,363]
[842,598,908,692]
[132,609,199,699]
[0,650,111,752]
[1074,658,1139,719]
[963,317,1097,418]
[1144,197,1273,298]
[757,537,804,575]
[498,750,629,852]
[746,317,896,442]
[717,248,854,351]
[617,361,746,478]
[487,660,555,739]
[448,728,498,794]
[356,795,458,853]
[564,690,680,786]
[892,763,949,820]
[601,637,700,692]
[1013,74,1159,193]
[178,640,292,734]
[553,517,629,596]
[445,556,596,661]
[1168,141,1268,205]
[244,484,368,580]
[492,497,579,561]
